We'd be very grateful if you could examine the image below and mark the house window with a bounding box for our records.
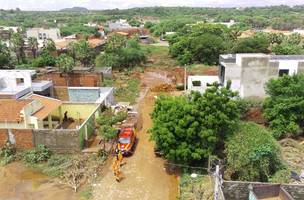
[279,69,289,77]
[16,78,24,85]
[38,33,42,39]
[192,80,201,87]
[219,65,225,85]
[43,33,47,39]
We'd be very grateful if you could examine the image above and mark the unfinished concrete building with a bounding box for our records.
[219,54,304,99]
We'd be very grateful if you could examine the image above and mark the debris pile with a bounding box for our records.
[279,139,304,171]
[150,84,175,92]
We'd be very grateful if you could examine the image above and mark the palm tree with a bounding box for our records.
[56,54,74,86]
[28,37,39,58]
[10,32,25,64]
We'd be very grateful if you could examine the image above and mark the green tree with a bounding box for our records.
[0,40,11,68]
[150,82,240,164]
[10,32,25,64]
[272,43,303,55]
[144,21,154,29]
[42,38,56,54]
[74,40,92,67]
[233,34,270,53]
[226,122,282,182]
[31,50,56,68]
[263,74,304,139]
[28,37,39,58]
[67,41,77,63]
[95,35,146,69]
[169,23,228,65]
[56,54,74,73]
[189,34,224,65]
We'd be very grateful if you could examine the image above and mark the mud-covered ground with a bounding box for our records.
[0,162,77,200]
[92,70,180,200]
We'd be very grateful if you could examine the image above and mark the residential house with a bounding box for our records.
[26,28,61,47]
[187,76,219,93]
[214,19,236,28]
[0,70,53,99]
[108,19,131,31]
[0,26,20,47]
[187,53,304,99]
[0,95,61,129]
[219,54,304,98]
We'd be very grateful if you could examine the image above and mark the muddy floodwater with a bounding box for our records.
[0,162,77,200]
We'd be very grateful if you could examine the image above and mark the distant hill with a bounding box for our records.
[60,7,89,12]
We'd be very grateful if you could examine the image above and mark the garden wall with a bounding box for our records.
[33,129,80,153]
[37,72,103,87]
[0,129,33,149]
[222,181,304,200]
[0,128,82,153]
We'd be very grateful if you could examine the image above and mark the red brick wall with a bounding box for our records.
[0,129,33,149]
[12,129,34,149]
[37,72,102,87]
[0,129,8,147]
[53,87,69,101]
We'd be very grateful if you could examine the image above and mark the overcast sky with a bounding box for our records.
[1,0,303,11]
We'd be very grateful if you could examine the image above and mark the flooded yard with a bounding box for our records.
[0,162,77,200]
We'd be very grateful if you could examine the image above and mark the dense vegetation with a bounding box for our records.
[263,74,304,139]
[2,6,304,31]
[150,82,240,164]
[225,122,282,182]
[168,24,304,65]
[95,34,147,69]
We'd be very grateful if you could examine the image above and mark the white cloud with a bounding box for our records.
[0,0,303,11]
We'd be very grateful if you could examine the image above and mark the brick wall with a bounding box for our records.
[37,72,103,87]
[223,181,304,200]
[0,128,81,153]
[33,129,81,153]
[53,87,69,101]
[12,129,34,149]
[0,129,8,147]
[0,129,33,149]
[283,184,304,200]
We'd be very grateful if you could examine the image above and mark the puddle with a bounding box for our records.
[0,162,78,200]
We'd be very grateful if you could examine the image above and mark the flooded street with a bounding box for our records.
[93,71,179,200]
[0,162,77,200]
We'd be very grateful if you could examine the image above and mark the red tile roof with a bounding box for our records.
[28,94,62,120]
[0,99,33,123]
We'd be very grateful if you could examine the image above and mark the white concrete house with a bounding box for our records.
[0,70,53,99]
[219,54,304,98]
[187,76,219,93]
[26,28,61,48]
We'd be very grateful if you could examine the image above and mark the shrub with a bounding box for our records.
[23,145,51,164]
[112,111,128,124]
[269,169,290,183]
[226,122,282,182]
[150,84,240,164]
[263,74,304,139]
[0,142,16,165]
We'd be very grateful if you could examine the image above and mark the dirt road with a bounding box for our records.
[93,71,179,200]
[0,162,77,200]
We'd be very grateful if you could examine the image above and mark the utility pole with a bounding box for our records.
[214,165,219,200]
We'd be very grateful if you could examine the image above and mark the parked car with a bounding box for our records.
[116,127,136,156]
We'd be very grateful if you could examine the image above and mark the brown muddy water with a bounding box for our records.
[0,162,77,200]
